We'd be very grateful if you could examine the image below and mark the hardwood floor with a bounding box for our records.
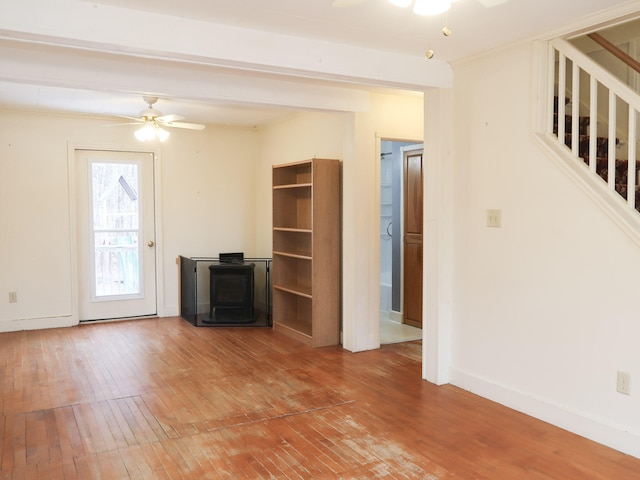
[1,317,638,479]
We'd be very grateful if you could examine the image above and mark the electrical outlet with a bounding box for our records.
[617,371,631,395]
[8,291,17,303]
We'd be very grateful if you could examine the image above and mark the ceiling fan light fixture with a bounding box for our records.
[155,126,170,142]
[134,123,154,141]
[121,96,204,140]
[134,122,170,142]
[413,0,451,16]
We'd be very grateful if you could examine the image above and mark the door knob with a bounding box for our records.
[148,240,155,247]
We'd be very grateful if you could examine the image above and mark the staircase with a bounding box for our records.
[546,38,640,217]
[553,97,640,211]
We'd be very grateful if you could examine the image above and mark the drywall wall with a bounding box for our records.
[449,41,640,457]
[0,110,258,329]
[0,112,75,327]
[254,93,424,353]
[254,111,347,258]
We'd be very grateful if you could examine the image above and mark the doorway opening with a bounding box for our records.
[379,140,423,345]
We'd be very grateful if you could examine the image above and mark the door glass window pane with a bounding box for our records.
[91,162,141,297]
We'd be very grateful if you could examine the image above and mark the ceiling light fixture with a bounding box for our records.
[388,0,462,59]
[134,121,170,142]
[390,0,458,16]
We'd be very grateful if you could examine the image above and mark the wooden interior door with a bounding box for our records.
[403,150,423,328]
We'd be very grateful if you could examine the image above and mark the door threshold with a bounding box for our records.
[80,315,159,324]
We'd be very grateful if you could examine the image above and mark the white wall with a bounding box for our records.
[0,110,258,329]
[449,41,640,456]
[0,112,75,326]
[254,111,347,257]
[342,92,424,352]
[158,124,258,315]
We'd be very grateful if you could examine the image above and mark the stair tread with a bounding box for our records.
[553,96,639,211]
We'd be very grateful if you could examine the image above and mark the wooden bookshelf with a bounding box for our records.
[272,159,341,347]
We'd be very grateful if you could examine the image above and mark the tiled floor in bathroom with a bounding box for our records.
[379,311,422,344]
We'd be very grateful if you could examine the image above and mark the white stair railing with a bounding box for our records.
[548,38,640,210]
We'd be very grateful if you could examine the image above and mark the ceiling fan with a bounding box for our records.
[332,0,511,9]
[332,0,512,58]
[114,96,205,142]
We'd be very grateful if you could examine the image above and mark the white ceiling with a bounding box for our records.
[0,0,637,127]
[85,0,634,60]
[0,82,299,127]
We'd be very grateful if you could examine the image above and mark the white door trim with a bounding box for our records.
[422,89,454,385]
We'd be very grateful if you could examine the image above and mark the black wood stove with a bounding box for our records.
[208,253,255,323]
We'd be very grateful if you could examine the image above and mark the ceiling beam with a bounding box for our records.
[0,0,452,92]
[0,39,372,114]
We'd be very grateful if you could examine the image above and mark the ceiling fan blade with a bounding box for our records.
[110,114,143,122]
[477,0,511,6]
[164,121,206,130]
[157,114,185,123]
[331,0,368,7]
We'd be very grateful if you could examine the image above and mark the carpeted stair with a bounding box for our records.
[553,97,640,211]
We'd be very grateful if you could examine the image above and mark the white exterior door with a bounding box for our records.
[76,150,157,321]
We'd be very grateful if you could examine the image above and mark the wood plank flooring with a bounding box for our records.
[0,317,638,479]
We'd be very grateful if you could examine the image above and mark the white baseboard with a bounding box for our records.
[0,316,77,333]
[449,367,640,459]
